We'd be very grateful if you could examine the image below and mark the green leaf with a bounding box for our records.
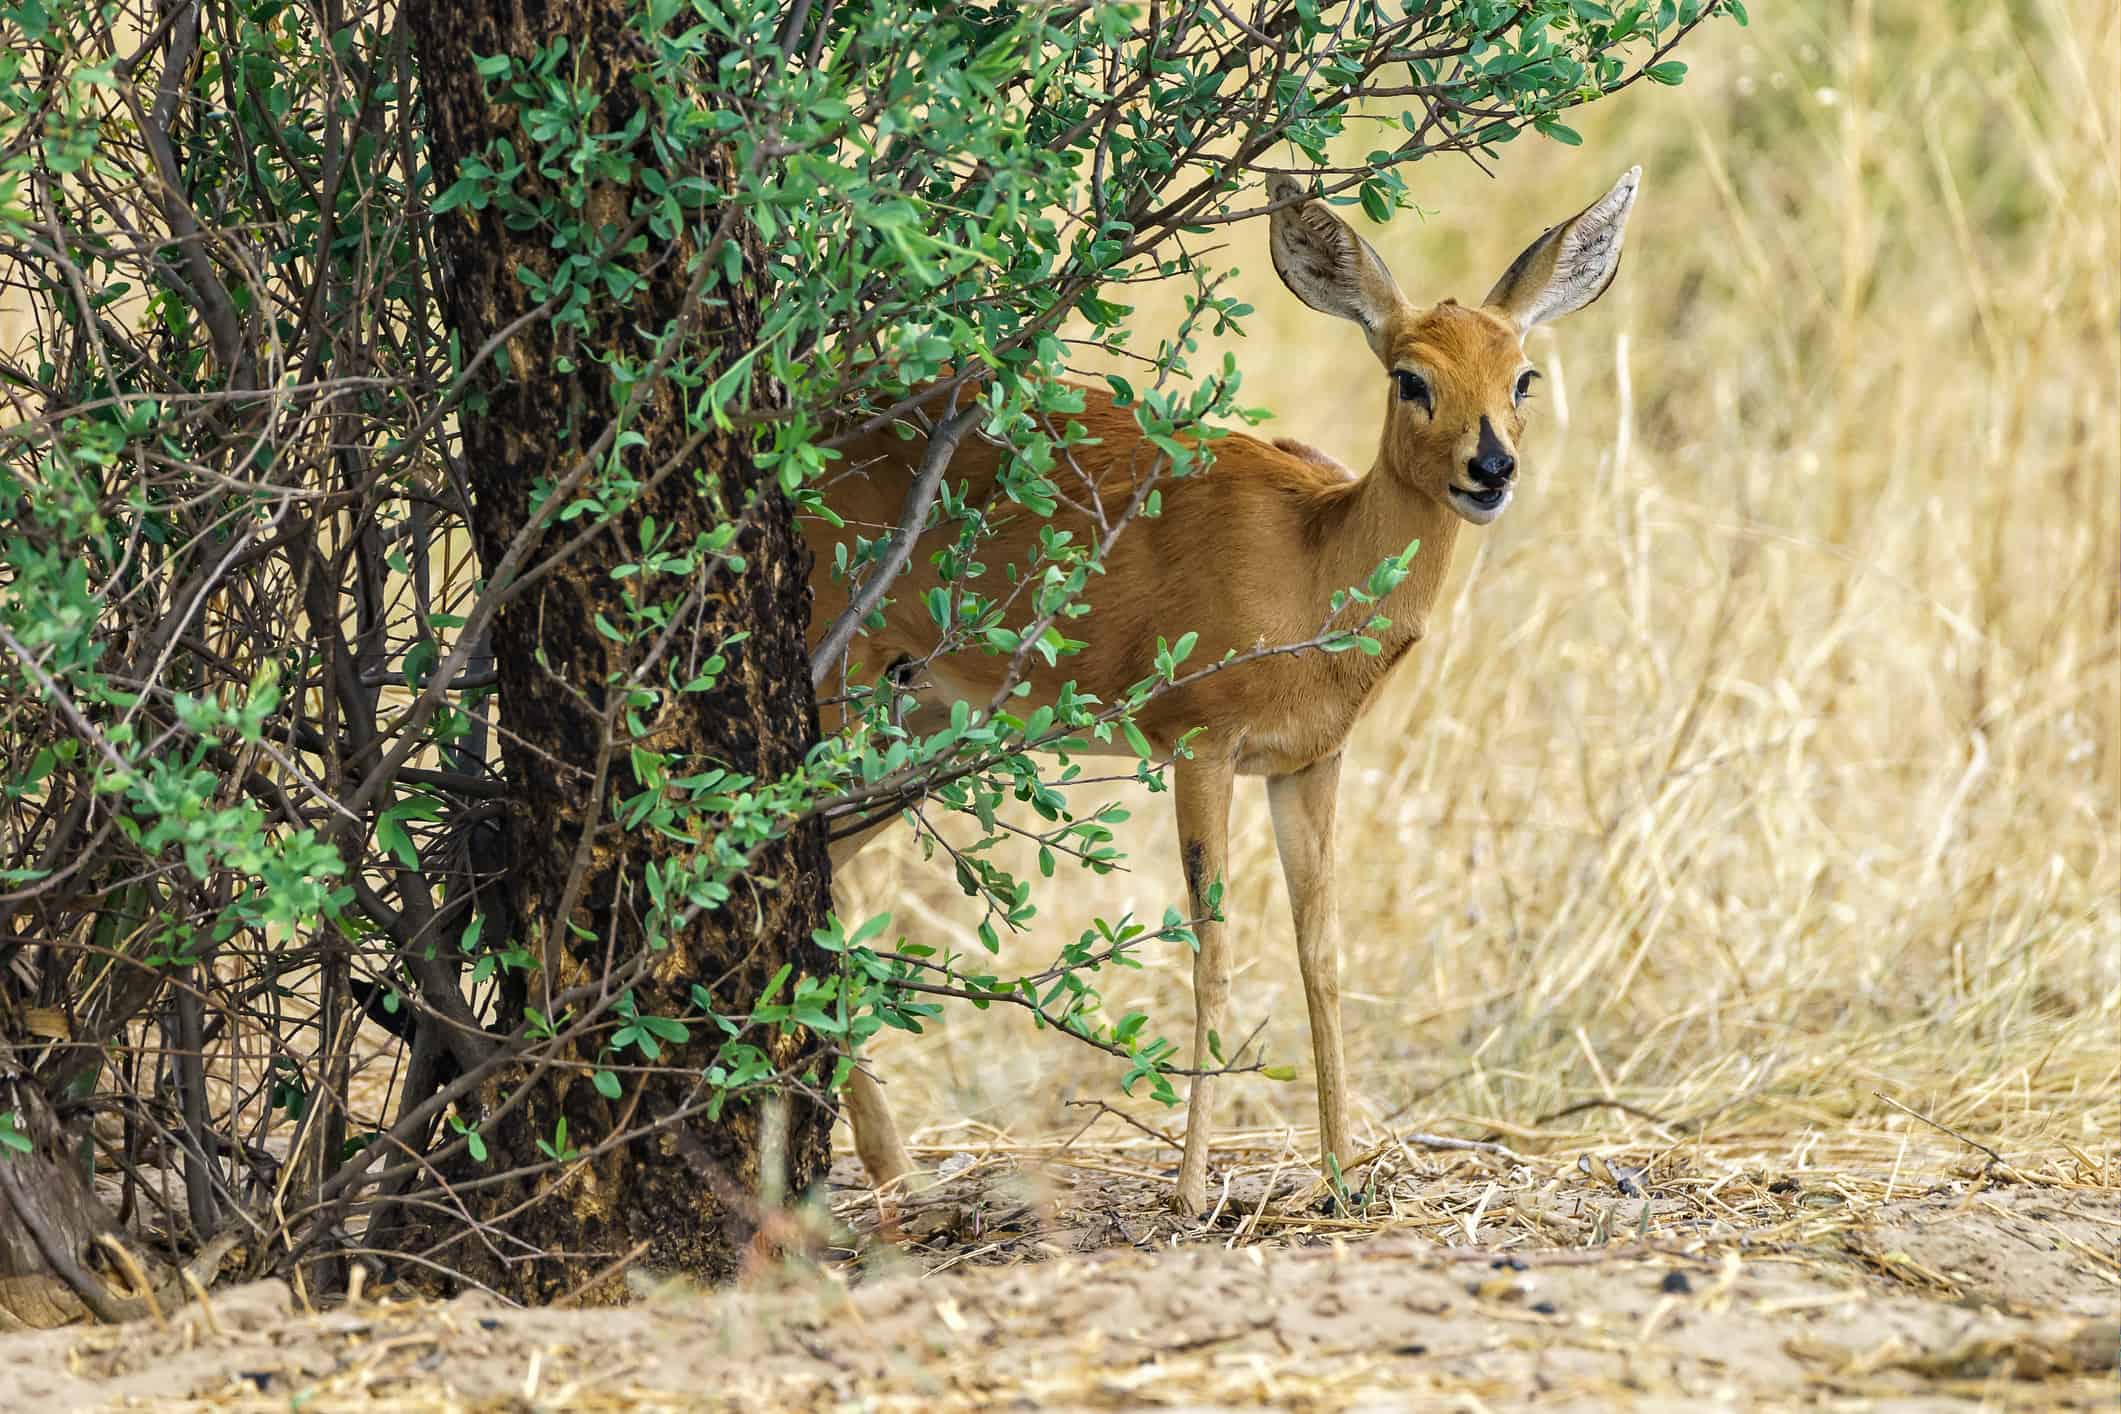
[847,912,892,948]
[375,813,418,870]
[402,638,438,688]
[1535,117,1585,147]
[641,1014,690,1044]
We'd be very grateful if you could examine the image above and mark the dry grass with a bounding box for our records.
[839,0,2121,1193]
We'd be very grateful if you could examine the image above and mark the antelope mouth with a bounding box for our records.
[1448,483,1512,524]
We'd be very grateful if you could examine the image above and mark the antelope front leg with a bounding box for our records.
[828,814,922,1193]
[1172,755,1235,1214]
[843,1065,920,1192]
[1266,753,1354,1184]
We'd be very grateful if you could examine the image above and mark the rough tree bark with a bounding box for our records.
[0,1073,119,1328]
[0,888,221,1327]
[406,2,835,1300]
[0,1061,232,1328]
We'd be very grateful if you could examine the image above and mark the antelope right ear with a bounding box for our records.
[1483,166,1640,331]
[1266,175,1406,353]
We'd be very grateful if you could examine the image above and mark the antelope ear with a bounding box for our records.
[1266,175,1406,353]
[1483,166,1639,331]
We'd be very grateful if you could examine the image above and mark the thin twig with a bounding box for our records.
[1534,1099,1678,1130]
[552,1239,653,1308]
[810,400,984,687]
[1874,1092,2010,1172]
[1397,1131,1526,1164]
[1064,1099,1183,1151]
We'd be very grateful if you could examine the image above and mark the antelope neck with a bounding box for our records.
[1309,458,1462,637]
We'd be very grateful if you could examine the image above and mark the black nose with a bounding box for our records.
[1467,448,1515,489]
[1468,415,1515,487]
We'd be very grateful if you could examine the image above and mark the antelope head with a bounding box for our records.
[1266,167,1639,525]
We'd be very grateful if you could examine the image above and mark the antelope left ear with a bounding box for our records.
[1483,166,1639,332]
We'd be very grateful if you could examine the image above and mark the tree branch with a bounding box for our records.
[810,400,984,688]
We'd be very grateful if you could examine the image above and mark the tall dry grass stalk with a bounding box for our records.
[840,0,2121,1168]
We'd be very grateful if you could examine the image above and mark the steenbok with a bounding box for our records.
[810,168,1639,1212]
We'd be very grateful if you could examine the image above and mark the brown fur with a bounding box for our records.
[811,396,1442,774]
[807,302,1530,777]
[1270,437,1352,478]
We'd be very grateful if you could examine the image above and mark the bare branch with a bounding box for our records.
[810,399,984,688]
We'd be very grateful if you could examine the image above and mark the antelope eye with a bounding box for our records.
[1393,370,1431,411]
[1514,369,1540,404]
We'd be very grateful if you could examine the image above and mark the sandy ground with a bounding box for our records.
[1,1145,2113,1412]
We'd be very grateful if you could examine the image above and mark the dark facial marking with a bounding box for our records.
[1468,416,1516,488]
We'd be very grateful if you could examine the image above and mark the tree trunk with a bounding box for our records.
[0,1063,240,1327]
[406,2,834,1301]
[0,1075,115,1328]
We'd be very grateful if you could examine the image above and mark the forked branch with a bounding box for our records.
[810,400,985,688]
